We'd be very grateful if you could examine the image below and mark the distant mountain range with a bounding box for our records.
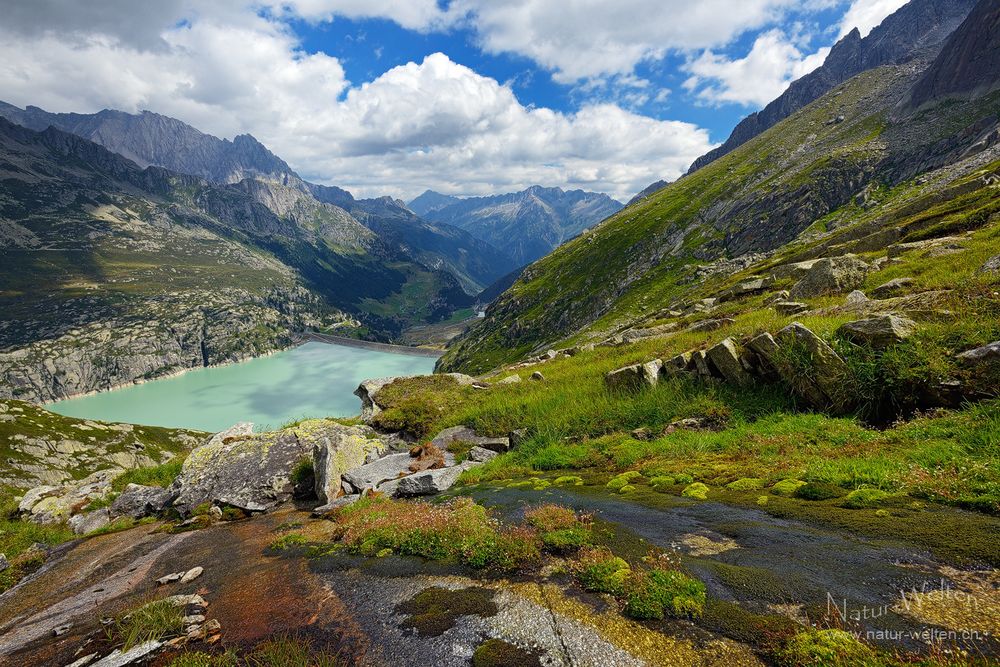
[0,102,516,295]
[409,186,623,266]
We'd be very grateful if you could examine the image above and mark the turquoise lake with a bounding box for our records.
[46,342,437,433]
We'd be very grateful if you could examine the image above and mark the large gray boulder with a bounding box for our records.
[789,255,870,298]
[604,359,662,392]
[776,323,855,413]
[171,420,365,514]
[870,277,915,299]
[312,424,385,503]
[957,341,1000,366]
[68,508,111,535]
[837,315,917,349]
[393,462,479,497]
[110,484,173,520]
[430,425,510,453]
[341,452,412,494]
[705,339,751,385]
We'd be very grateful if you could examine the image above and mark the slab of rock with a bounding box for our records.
[871,277,915,299]
[772,259,821,279]
[956,341,1000,366]
[692,350,713,377]
[467,446,499,463]
[311,494,359,516]
[430,426,510,453]
[662,352,692,376]
[20,469,118,525]
[776,323,855,413]
[764,290,790,305]
[604,359,662,392]
[171,420,358,514]
[110,484,172,520]
[774,301,809,316]
[837,315,918,349]
[180,566,203,583]
[718,276,774,301]
[394,462,478,497]
[888,236,964,258]
[90,640,162,667]
[705,339,751,385]
[789,255,870,298]
[979,254,1000,273]
[312,424,385,502]
[496,374,521,384]
[341,452,412,493]
[68,509,110,535]
[686,318,735,333]
[354,377,399,422]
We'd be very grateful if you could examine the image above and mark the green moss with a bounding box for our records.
[779,629,877,666]
[795,482,847,501]
[269,533,308,551]
[771,479,807,497]
[606,471,643,491]
[843,487,892,509]
[472,639,542,667]
[573,547,632,595]
[622,568,706,620]
[726,477,767,491]
[395,586,498,636]
[681,482,710,500]
[553,475,584,486]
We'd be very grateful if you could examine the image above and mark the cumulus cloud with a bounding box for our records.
[838,0,910,37]
[683,30,830,107]
[0,8,713,201]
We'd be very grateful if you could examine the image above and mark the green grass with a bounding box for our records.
[113,598,187,649]
[0,489,75,592]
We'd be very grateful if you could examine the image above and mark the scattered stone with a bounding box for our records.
[530,371,545,381]
[180,566,203,584]
[705,338,751,385]
[764,290,790,305]
[956,341,1000,366]
[686,318,735,333]
[157,572,183,586]
[661,352,692,376]
[90,641,163,667]
[837,315,918,349]
[789,255,870,298]
[718,276,774,301]
[871,277,915,299]
[110,484,172,520]
[979,254,1000,273]
[430,425,511,453]
[312,424,385,502]
[68,509,111,535]
[467,446,499,463]
[845,290,869,305]
[496,374,521,384]
[774,301,809,316]
[604,359,663,392]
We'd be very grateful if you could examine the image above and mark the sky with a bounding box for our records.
[0,0,909,202]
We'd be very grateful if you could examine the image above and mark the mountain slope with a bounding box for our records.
[0,103,512,294]
[439,2,1000,374]
[414,186,623,266]
[686,0,976,174]
[0,119,471,401]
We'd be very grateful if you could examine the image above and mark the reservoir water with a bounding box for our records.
[46,341,437,433]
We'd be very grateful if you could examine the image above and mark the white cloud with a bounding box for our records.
[451,0,801,84]
[0,9,713,202]
[683,30,830,107]
[838,0,909,37]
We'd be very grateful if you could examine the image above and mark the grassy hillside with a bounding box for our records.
[439,60,1000,374]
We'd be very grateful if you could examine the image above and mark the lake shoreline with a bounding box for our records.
[303,331,444,358]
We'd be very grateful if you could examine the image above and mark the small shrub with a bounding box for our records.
[681,482,710,500]
[843,487,892,509]
[779,629,876,666]
[726,478,766,491]
[771,479,806,496]
[795,482,846,501]
[574,547,632,595]
[524,504,592,553]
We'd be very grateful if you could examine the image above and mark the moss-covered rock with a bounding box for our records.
[726,477,767,491]
[771,479,807,497]
[681,482,710,500]
[779,628,876,666]
[843,487,892,509]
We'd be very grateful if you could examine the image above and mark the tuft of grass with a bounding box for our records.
[778,629,876,667]
[114,598,186,649]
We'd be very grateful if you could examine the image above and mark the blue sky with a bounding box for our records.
[0,0,909,201]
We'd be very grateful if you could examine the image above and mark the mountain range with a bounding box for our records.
[409,186,623,266]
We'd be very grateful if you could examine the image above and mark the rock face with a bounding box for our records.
[68,509,111,535]
[170,421,348,513]
[789,256,870,298]
[311,424,385,503]
[837,315,918,348]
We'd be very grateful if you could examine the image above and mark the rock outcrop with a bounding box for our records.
[311,424,385,503]
[837,315,918,348]
[789,256,870,298]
